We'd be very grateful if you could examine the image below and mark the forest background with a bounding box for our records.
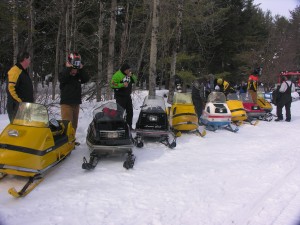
[0,0,300,114]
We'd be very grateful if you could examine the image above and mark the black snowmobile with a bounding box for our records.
[134,95,176,149]
[82,102,135,170]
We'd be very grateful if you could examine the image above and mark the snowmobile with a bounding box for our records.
[226,93,248,125]
[169,92,206,137]
[200,92,238,132]
[257,91,274,121]
[0,102,75,197]
[82,102,135,170]
[135,95,176,148]
[240,93,269,122]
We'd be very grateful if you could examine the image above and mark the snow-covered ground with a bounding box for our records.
[1,90,300,225]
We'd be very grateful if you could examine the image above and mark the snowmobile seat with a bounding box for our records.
[49,119,65,136]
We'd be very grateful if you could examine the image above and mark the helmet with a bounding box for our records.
[68,52,81,69]
[217,78,223,85]
[253,67,261,76]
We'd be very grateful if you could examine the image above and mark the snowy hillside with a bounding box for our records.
[1,90,300,225]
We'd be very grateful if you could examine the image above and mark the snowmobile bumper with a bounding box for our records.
[86,139,133,155]
[246,112,266,118]
[135,129,172,137]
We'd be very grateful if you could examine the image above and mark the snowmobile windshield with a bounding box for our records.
[93,102,125,121]
[257,86,266,99]
[12,102,49,127]
[240,93,254,103]
[227,93,240,101]
[173,93,193,104]
[140,95,166,113]
[207,92,226,103]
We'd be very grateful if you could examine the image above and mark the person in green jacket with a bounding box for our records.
[111,63,137,129]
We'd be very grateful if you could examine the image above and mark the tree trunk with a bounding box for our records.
[167,0,183,104]
[119,0,129,65]
[28,0,36,99]
[106,0,117,100]
[96,0,104,102]
[149,0,159,96]
[65,3,70,53]
[53,19,63,100]
[12,0,18,64]
[137,21,151,88]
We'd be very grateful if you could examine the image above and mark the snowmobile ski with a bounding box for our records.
[224,124,239,133]
[261,112,273,122]
[8,176,44,198]
[0,172,7,180]
[249,119,259,126]
[82,153,100,170]
[123,153,136,169]
[196,127,206,137]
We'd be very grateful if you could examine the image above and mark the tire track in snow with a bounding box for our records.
[227,150,300,225]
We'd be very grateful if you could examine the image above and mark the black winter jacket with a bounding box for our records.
[59,67,89,104]
[6,63,34,104]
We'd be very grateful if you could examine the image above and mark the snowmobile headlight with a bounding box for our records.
[148,115,158,122]
[252,106,259,110]
[107,132,119,139]
[8,129,19,137]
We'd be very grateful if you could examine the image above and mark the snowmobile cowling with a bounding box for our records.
[0,102,75,197]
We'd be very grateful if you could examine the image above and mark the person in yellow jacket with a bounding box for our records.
[247,68,260,104]
[6,51,33,122]
[216,78,235,95]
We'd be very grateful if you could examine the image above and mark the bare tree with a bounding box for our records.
[28,0,36,97]
[106,0,117,100]
[148,0,159,96]
[11,0,18,64]
[96,0,105,102]
[119,1,130,65]
[167,0,183,104]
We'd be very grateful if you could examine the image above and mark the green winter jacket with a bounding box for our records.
[111,70,137,97]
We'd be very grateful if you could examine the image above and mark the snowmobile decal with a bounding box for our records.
[0,144,57,156]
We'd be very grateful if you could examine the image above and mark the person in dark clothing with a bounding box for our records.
[59,52,90,136]
[6,51,33,122]
[275,76,295,122]
[111,63,137,129]
[238,81,247,94]
[191,78,204,120]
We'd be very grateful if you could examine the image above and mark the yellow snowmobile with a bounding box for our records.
[169,92,206,137]
[226,93,248,125]
[0,102,75,197]
[257,91,273,121]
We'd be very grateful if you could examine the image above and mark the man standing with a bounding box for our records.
[111,63,137,130]
[6,51,33,122]
[247,68,260,104]
[275,76,295,122]
[59,52,89,142]
[191,78,204,120]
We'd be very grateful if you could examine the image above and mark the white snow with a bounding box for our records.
[1,90,300,225]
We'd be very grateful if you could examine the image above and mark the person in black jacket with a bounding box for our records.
[6,51,33,122]
[59,52,89,138]
[275,76,295,122]
[192,78,204,120]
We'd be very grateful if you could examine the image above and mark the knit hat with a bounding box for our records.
[120,63,131,73]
